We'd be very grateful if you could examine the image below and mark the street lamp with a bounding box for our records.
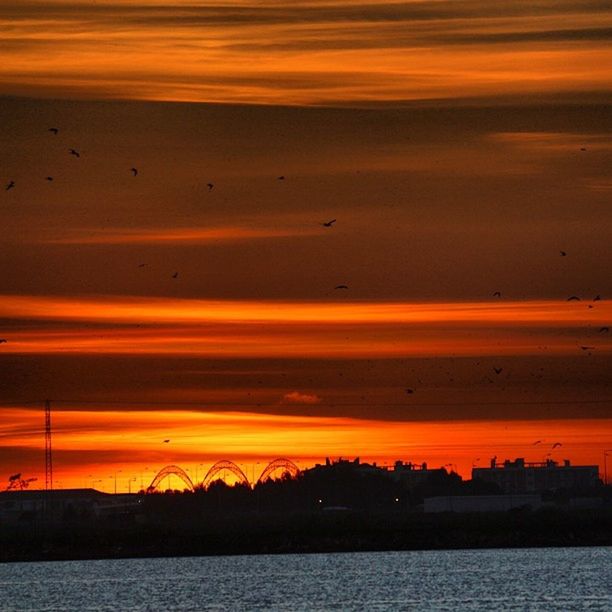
[114,470,122,494]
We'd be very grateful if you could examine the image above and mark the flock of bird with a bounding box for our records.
[2,124,609,457]
[4,129,344,285]
[3,125,609,309]
[5,128,127,190]
[2,126,609,332]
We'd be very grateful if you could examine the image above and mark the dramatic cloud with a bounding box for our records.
[0,0,610,104]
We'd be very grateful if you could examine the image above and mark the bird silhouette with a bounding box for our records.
[322,219,337,227]
[131,167,138,176]
[6,181,15,191]
[48,128,59,135]
[277,175,285,180]
[493,291,501,297]
[593,295,602,301]
[580,147,587,151]
[45,176,53,182]
[580,345,594,351]
[533,440,542,445]
[552,442,562,449]
[405,388,414,394]
[69,149,80,158]
[334,285,349,290]
[138,263,147,268]
[567,296,580,301]
[599,327,609,333]
[163,439,170,443]
[493,367,503,375]
[560,251,567,256]
[172,272,178,279]
[206,183,214,191]
[0,339,7,343]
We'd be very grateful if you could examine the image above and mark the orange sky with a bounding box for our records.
[3,406,611,491]
[0,296,610,358]
[1,1,611,105]
[1,1,611,492]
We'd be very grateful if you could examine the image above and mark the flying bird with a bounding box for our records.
[69,148,80,158]
[593,295,602,301]
[163,439,170,443]
[334,285,349,290]
[580,345,594,351]
[0,339,7,344]
[138,263,147,268]
[131,167,138,176]
[493,291,501,297]
[533,440,542,445]
[45,176,53,182]
[493,367,503,375]
[277,175,285,180]
[552,442,562,449]
[322,219,337,227]
[405,388,414,394]
[172,272,178,279]
[5,180,15,191]
[567,296,580,301]
[599,327,609,333]
[206,183,214,191]
[48,128,59,135]
[560,251,567,257]
[580,147,587,151]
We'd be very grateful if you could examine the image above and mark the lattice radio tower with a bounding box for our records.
[44,399,53,490]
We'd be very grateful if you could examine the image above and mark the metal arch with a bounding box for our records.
[147,465,194,492]
[257,458,300,484]
[202,460,250,489]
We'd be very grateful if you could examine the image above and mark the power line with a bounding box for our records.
[1,398,611,408]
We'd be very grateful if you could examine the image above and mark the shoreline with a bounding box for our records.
[2,507,610,564]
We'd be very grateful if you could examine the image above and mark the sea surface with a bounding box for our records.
[0,547,610,611]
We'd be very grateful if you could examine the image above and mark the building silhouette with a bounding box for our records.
[472,457,599,494]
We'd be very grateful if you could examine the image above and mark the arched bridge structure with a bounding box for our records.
[145,459,301,492]
[256,458,300,484]
[202,460,250,489]
[147,464,195,492]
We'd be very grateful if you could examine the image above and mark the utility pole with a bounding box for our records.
[44,399,53,490]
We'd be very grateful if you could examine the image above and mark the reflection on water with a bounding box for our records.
[0,547,610,611]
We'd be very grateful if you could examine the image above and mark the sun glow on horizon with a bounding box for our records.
[1,406,610,492]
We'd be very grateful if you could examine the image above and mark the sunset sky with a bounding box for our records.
[1,0,611,492]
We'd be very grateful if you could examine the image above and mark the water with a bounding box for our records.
[0,547,610,611]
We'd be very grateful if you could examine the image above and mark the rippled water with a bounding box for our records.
[0,547,610,611]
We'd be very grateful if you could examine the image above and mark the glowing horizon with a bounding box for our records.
[2,406,610,492]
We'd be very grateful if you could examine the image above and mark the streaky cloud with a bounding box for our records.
[0,0,610,104]
[42,226,323,245]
